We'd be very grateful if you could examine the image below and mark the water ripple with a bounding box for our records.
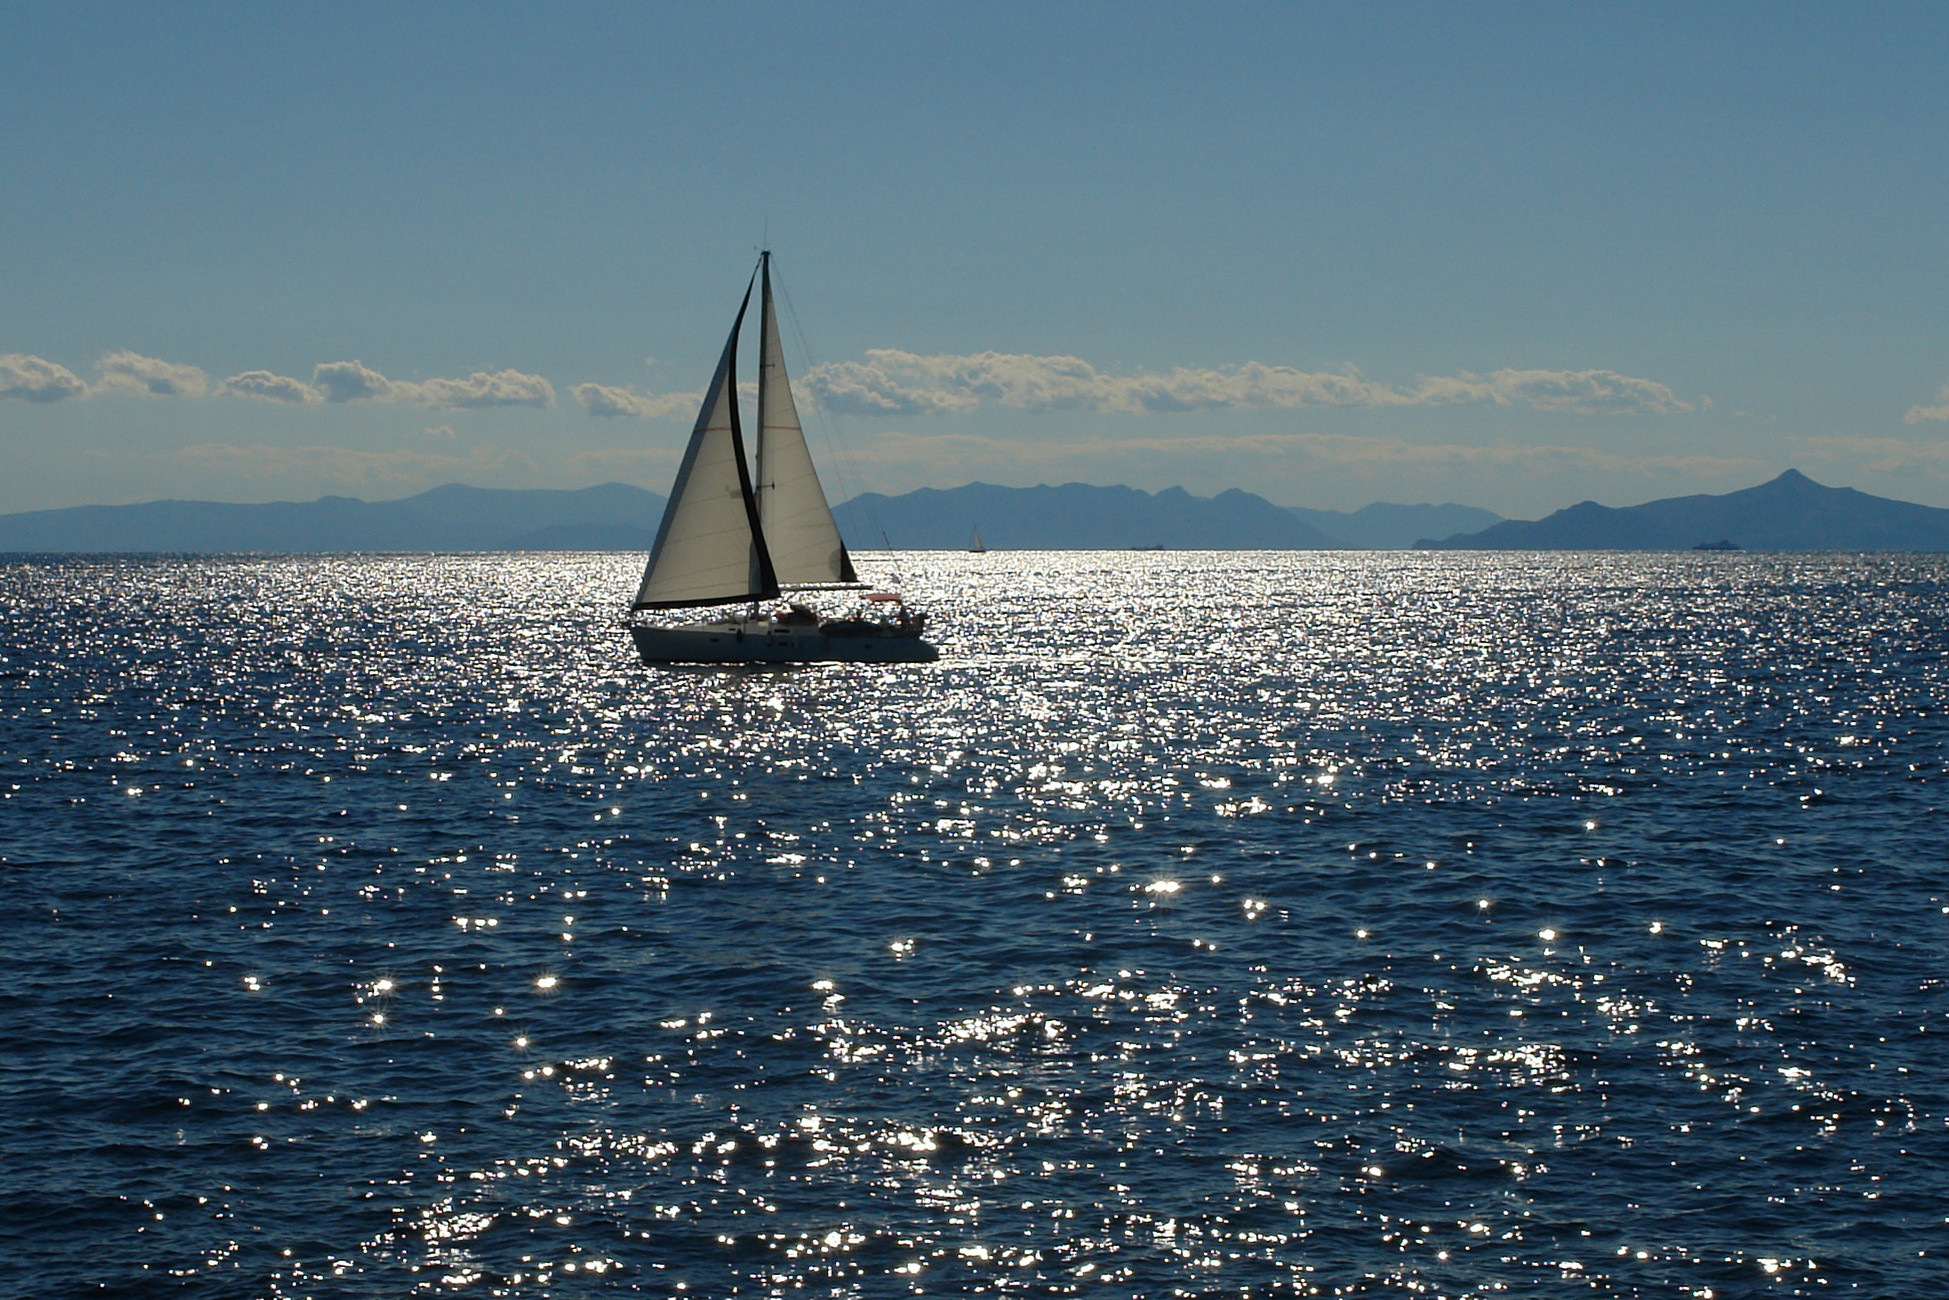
[0,550,1944,1297]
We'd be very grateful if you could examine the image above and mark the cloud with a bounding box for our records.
[1904,384,1949,424]
[413,369,555,410]
[800,355,984,415]
[421,423,456,440]
[570,381,700,418]
[1484,368,1692,415]
[2,344,1694,422]
[312,360,400,403]
[94,350,209,398]
[312,361,555,409]
[0,353,88,403]
[799,351,1692,418]
[219,369,323,403]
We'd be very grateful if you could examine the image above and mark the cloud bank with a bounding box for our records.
[311,361,555,409]
[219,360,557,409]
[3,352,215,403]
[5,351,557,412]
[799,351,1694,418]
[4,346,1695,422]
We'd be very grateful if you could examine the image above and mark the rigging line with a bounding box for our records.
[772,268,885,552]
[877,529,905,588]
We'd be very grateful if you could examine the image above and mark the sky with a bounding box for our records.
[3,1,1947,519]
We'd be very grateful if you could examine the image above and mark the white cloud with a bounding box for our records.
[799,351,1691,418]
[1485,368,1692,415]
[309,361,554,410]
[421,424,456,440]
[800,354,985,415]
[219,370,323,403]
[94,350,209,398]
[413,369,555,410]
[570,381,699,418]
[1904,384,1949,424]
[312,360,397,403]
[0,353,87,403]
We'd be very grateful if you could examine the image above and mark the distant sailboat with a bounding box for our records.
[968,525,986,554]
[627,253,936,665]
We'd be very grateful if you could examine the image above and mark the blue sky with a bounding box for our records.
[3,2,1947,517]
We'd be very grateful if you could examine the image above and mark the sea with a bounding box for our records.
[1,550,1944,1299]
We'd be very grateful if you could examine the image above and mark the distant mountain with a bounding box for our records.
[0,479,1473,553]
[16,471,1939,554]
[1288,501,1503,549]
[834,482,1339,549]
[1420,469,1949,551]
[0,482,665,552]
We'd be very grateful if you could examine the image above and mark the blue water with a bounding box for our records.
[2,550,1945,1299]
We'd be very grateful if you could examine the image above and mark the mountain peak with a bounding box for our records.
[1424,470,1949,551]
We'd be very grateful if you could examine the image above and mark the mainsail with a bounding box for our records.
[632,277,778,610]
[755,252,858,587]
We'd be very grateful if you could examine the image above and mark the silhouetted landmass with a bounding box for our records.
[834,482,1339,549]
[1419,470,1949,550]
[44,474,1939,554]
[4,479,1343,552]
[0,483,665,552]
[1288,502,1503,549]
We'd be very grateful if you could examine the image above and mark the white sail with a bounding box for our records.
[755,254,858,587]
[632,282,777,610]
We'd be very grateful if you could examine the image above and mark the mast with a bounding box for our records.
[755,250,770,524]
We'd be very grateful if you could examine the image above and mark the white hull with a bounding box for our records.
[631,618,937,665]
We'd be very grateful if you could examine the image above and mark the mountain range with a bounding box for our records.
[4,469,1944,553]
[1419,469,1949,550]
[0,482,665,553]
[0,482,1492,552]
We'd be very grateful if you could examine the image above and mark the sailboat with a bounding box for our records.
[968,526,986,554]
[627,253,937,665]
